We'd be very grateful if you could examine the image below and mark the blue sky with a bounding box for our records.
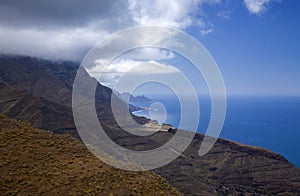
[0,0,299,96]
[188,1,300,96]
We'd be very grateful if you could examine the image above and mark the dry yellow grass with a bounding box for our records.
[0,115,181,195]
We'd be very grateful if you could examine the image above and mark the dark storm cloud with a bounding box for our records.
[0,0,132,30]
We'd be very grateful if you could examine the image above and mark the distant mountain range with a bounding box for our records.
[0,54,300,195]
[115,92,152,112]
[116,92,152,103]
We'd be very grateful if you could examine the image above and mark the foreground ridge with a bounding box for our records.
[0,115,180,195]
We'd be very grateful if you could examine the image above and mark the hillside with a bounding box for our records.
[0,54,149,130]
[0,56,72,107]
[153,132,300,195]
[0,55,300,195]
[0,81,75,133]
[0,115,180,195]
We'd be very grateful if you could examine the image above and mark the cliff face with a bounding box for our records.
[0,55,300,195]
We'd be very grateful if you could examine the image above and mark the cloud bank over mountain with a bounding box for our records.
[0,0,279,60]
[0,0,200,60]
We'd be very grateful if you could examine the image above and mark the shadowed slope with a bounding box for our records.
[1,55,300,195]
[0,81,75,132]
[152,132,300,195]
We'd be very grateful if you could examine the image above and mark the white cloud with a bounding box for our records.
[217,10,231,20]
[123,48,175,61]
[244,0,275,15]
[128,0,200,29]
[0,0,225,60]
[88,59,179,88]
[197,19,214,35]
[0,26,108,60]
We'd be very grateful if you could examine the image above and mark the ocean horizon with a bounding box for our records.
[132,95,300,168]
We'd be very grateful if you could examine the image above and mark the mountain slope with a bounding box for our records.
[152,132,300,195]
[0,55,72,106]
[0,81,76,133]
[1,54,300,195]
[0,54,149,129]
[0,115,180,195]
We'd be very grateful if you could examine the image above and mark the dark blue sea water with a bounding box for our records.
[132,96,300,167]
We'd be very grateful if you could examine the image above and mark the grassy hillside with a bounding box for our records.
[1,55,300,195]
[0,115,180,195]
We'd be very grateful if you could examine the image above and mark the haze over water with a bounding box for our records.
[132,95,300,167]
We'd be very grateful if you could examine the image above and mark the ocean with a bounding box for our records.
[132,95,300,167]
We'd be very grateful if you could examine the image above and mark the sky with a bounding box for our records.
[0,0,299,96]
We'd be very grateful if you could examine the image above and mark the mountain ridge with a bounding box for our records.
[0,54,300,195]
